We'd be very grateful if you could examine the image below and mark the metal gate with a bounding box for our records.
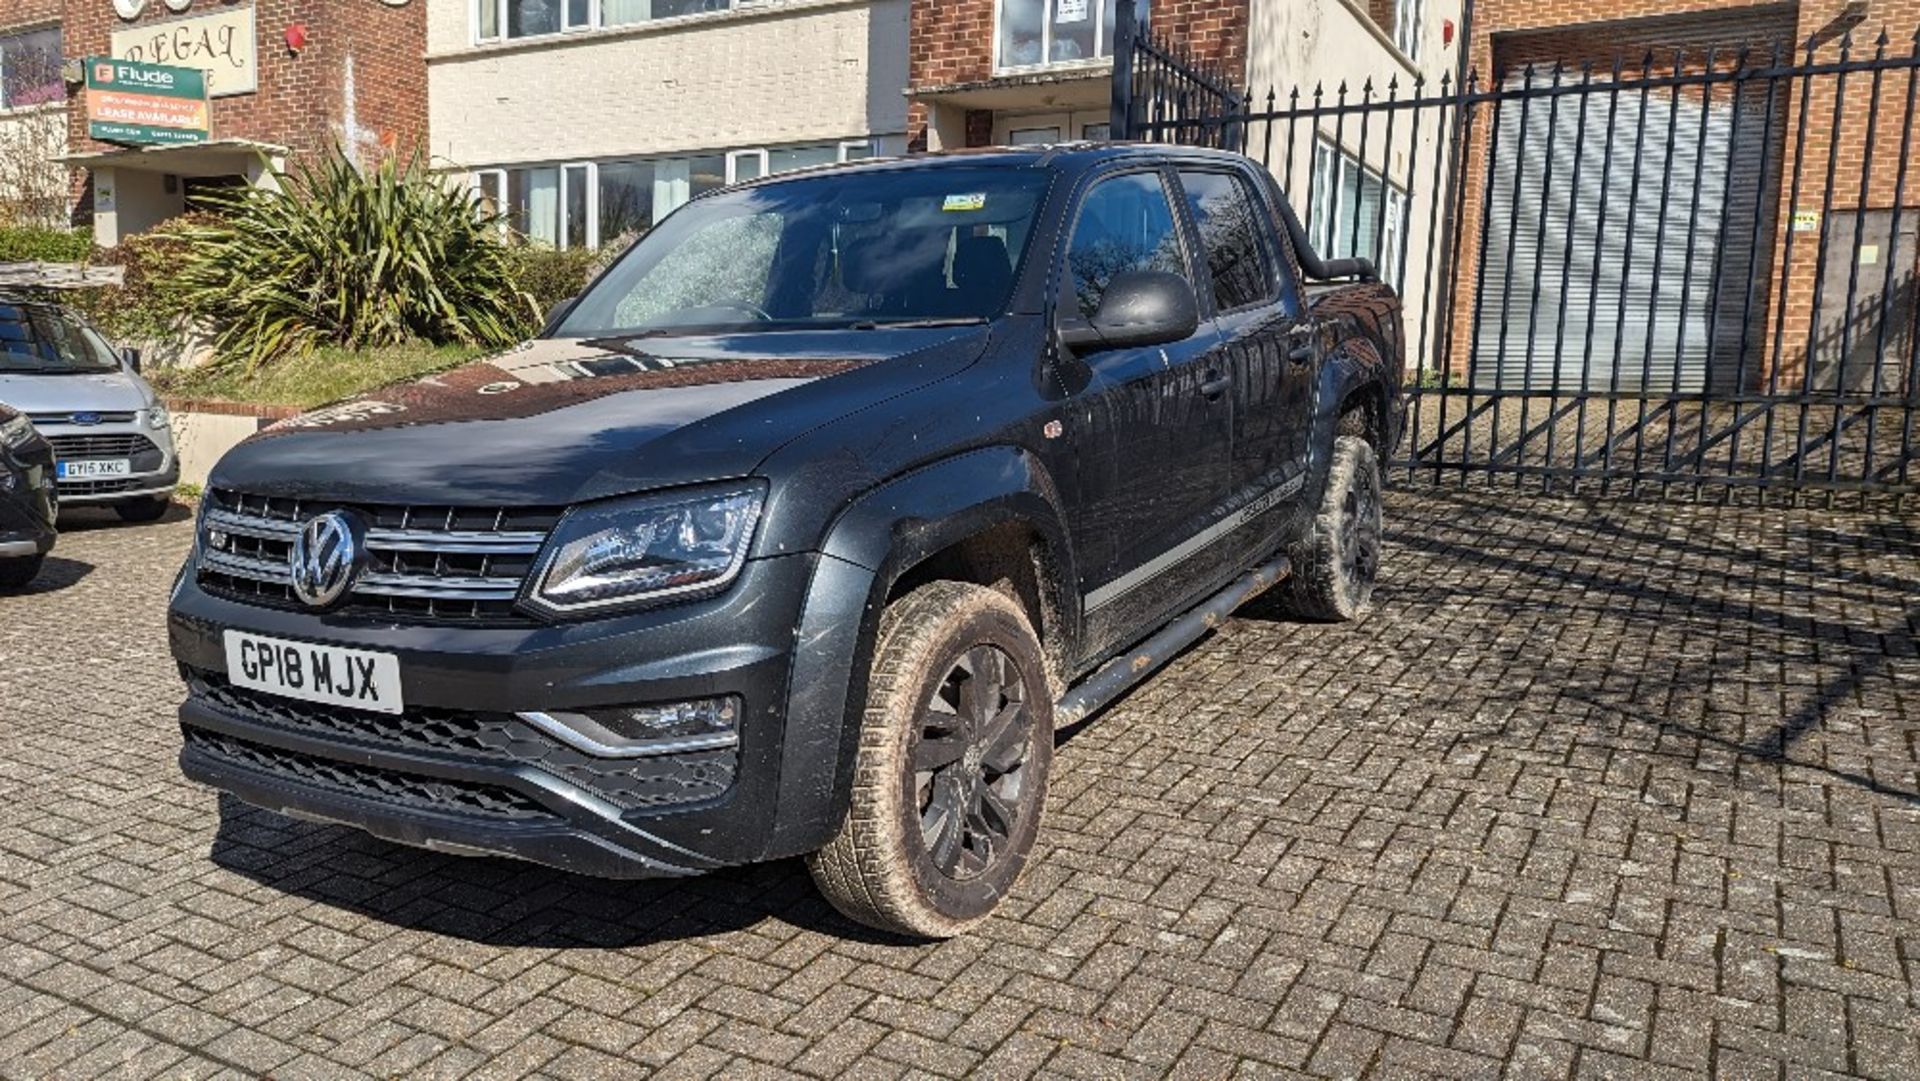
[1120,29,1920,503]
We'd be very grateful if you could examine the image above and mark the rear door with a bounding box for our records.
[1174,166,1316,567]
[1048,167,1232,659]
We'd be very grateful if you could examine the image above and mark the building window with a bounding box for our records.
[996,0,1144,72]
[479,140,877,249]
[1309,138,1407,287]
[0,27,63,109]
[477,0,732,42]
[1393,0,1422,61]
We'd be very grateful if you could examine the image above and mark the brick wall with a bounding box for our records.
[0,0,59,33]
[906,0,1251,148]
[65,0,427,166]
[1438,0,1920,388]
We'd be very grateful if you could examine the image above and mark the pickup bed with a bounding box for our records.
[169,144,1404,936]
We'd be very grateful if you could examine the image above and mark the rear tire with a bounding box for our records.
[115,496,171,523]
[0,556,44,590]
[807,580,1053,938]
[1279,435,1382,622]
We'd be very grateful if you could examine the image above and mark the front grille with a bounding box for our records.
[47,433,159,460]
[187,669,738,810]
[28,411,137,427]
[183,726,555,821]
[196,488,562,624]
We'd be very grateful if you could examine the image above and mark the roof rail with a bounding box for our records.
[0,261,126,289]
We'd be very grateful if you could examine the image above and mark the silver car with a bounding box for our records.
[0,293,177,522]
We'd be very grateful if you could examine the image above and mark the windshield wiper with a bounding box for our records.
[845,317,987,330]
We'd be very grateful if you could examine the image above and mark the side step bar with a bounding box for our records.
[1054,553,1292,726]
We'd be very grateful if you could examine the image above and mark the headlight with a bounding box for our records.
[528,483,765,615]
[146,404,171,431]
[0,414,36,450]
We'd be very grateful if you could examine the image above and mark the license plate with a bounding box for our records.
[223,631,404,715]
[58,459,131,479]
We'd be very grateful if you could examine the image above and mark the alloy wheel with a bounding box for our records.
[912,643,1033,880]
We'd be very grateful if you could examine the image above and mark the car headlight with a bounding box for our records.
[146,404,171,431]
[0,414,36,450]
[528,483,765,615]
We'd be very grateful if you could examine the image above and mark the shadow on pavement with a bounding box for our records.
[14,555,94,594]
[56,501,194,532]
[206,793,923,948]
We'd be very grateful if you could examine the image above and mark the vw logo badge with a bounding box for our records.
[289,511,365,608]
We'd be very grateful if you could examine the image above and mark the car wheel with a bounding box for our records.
[807,580,1053,938]
[0,556,44,590]
[1280,434,1382,622]
[115,496,171,523]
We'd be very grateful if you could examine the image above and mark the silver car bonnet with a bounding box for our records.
[0,368,155,416]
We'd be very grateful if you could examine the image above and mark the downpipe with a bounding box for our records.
[1054,553,1292,726]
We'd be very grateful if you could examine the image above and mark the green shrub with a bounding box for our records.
[0,225,92,264]
[64,213,211,345]
[506,244,599,321]
[174,148,538,370]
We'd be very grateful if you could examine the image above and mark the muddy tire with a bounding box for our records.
[1279,435,1382,622]
[0,556,44,590]
[807,580,1053,938]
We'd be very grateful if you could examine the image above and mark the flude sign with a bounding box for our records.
[84,56,211,146]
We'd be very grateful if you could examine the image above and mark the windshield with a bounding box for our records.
[557,167,1052,337]
[0,302,121,374]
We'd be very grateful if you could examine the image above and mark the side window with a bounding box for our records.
[1178,170,1275,312]
[1065,172,1188,319]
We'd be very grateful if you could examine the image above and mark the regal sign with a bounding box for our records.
[84,57,210,146]
[111,6,257,98]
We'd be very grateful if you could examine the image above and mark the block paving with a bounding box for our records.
[0,489,1915,1078]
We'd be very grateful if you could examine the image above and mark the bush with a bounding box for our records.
[0,225,91,263]
[174,147,538,370]
[64,213,211,345]
[506,244,599,321]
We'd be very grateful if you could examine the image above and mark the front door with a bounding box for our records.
[1047,168,1232,659]
[1174,167,1316,567]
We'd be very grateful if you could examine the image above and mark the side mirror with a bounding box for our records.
[544,296,578,333]
[1057,271,1200,355]
[121,347,142,372]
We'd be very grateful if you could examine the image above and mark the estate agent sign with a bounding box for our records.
[111,5,258,98]
[85,57,211,146]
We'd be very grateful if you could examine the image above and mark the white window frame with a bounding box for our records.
[1393,0,1423,61]
[726,149,769,184]
[563,0,599,34]
[560,162,595,249]
[837,139,876,162]
[993,0,1133,74]
[472,0,737,45]
[471,169,508,231]
[1309,137,1408,288]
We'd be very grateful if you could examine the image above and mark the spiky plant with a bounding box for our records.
[175,147,538,371]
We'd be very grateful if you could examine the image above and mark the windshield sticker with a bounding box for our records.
[942,193,987,212]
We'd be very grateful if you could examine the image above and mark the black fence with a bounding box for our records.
[1120,28,1920,504]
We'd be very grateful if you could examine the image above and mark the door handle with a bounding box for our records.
[1288,323,1319,364]
[1199,370,1231,399]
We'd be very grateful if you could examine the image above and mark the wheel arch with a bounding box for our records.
[764,445,1077,860]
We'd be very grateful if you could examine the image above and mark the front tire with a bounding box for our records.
[115,496,171,523]
[807,580,1053,938]
[1279,434,1382,622]
[0,556,45,590]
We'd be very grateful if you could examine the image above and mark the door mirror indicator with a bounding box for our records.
[1058,271,1200,356]
[121,347,142,372]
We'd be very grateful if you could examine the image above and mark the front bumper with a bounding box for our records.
[170,552,822,877]
[0,451,57,556]
[40,420,178,504]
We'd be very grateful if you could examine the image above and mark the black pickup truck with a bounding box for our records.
[169,144,1404,936]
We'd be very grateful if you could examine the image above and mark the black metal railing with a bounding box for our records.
[1120,27,1920,504]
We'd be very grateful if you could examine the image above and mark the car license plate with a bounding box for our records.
[223,631,404,714]
[58,459,131,479]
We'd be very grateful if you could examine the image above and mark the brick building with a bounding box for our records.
[0,0,65,225]
[3,0,427,245]
[1445,0,1920,392]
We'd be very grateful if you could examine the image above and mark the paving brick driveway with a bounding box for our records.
[1,490,1915,1080]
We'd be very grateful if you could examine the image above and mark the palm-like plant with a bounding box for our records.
[176,148,538,370]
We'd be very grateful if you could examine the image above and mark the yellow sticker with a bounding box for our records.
[943,193,987,212]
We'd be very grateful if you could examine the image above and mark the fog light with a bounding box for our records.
[518,696,740,758]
